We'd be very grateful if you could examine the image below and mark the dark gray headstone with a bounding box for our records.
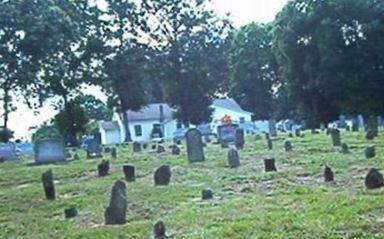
[201,189,213,200]
[133,141,141,153]
[111,148,117,159]
[104,147,111,153]
[227,149,240,168]
[352,118,359,132]
[264,158,277,172]
[171,145,180,155]
[142,143,148,150]
[220,141,229,149]
[365,145,375,159]
[0,143,19,161]
[123,165,135,182]
[42,170,55,200]
[154,220,166,239]
[366,116,378,138]
[365,168,384,189]
[105,180,127,225]
[267,139,273,150]
[235,128,245,150]
[157,145,165,154]
[35,139,66,164]
[255,134,262,140]
[86,139,102,158]
[284,140,292,152]
[288,132,293,138]
[324,166,334,182]
[341,143,349,154]
[98,160,110,177]
[295,129,301,137]
[330,128,341,147]
[268,119,277,138]
[154,165,171,186]
[64,207,78,219]
[186,129,205,163]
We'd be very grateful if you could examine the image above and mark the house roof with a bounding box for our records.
[100,121,120,131]
[127,103,174,121]
[212,98,251,114]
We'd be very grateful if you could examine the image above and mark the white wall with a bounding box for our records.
[104,130,121,145]
[164,120,178,139]
[211,106,252,123]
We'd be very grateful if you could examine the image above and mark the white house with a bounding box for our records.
[99,98,254,144]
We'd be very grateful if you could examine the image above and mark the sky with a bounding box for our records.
[7,0,288,140]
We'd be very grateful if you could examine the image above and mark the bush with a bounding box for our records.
[0,127,14,143]
[32,125,62,143]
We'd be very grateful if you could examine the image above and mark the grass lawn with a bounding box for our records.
[1,130,384,238]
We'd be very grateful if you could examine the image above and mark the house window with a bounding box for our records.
[134,125,142,137]
[176,122,182,129]
[152,124,163,138]
[239,117,245,123]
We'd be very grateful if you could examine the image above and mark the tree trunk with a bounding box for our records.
[63,95,78,147]
[122,111,132,142]
[2,87,10,143]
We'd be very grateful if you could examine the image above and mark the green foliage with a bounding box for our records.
[74,95,112,121]
[31,125,61,143]
[0,127,13,143]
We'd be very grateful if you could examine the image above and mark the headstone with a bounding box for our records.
[186,129,205,163]
[154,165,171,186]
[217,124,238,145]
[265,132,270,140]
[288,132,293,138]
[366,130,376,140]
[0,143,19,161]
[171,145,180,155]
[151,144,157,150]
[73,153,80,160]
[98,160,110,177]
[366,116,378,137]
[345,125,351,131]
[330,128,341,147]
[42,170,55,200]
[264,158,277,172]
[133,141,141,153]
[365,168,384,189]
[104,147,111,153]
[142,143,148,150]
[341,143,349,154]
[111,148,117,159]
[268,119,277,138]
[201,189,213,200]
[105,180,127,225]
[284,140,292,152]
[157,145,165,154]
[352,118,359,132]
[295,129,301,137]
[175,139,181,145]
[86,139,102,158]
[123,165,135,182]
[220,141,229,149]
[255,134,262,140]
[154,220,166,239]
[324,166,334,182]
[64,207,78,219]
[267,139,273,150]
[365,145,375,159]
[204,135,211,144]
[235,128,245,150]
[35,139,66,164]
[227,149,240,168]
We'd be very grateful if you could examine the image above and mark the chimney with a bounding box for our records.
[159,104,164,123]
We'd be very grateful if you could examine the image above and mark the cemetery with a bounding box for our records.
[1,128,384,238]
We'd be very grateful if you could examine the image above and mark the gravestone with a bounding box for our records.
[227,149,240,168]
[352,118,359,132]
[365,168,384,189]
[151,144,157,150]
[171,145,180,155]
[42,170,55,200]
[157,145,166,154]
[265,132,270,140]
[186,129,205,163]
[218,124,238,145]
[204,135,211,144]
[64,207,78,219]
[341,143,349,154]
[295,129,301,137]
[154,220,166,239]
[35,139,66,164]
[365,145,375,159]
[324,166,334,182]
[255,134,262,140]
[104,147,111,153]
[142,143,148,150]
[105,180,127,225]
[267,139,273,150]
[0,143,19,161]
[366,130,376,140]
[202,189,213,200]
[154,165,171,186]
[123,165,135,182]
[288,132,293,138]
[111,148,117,159]
[366,116,378,138]
[264,158,277,172]
[284,141,293,152]
[73,153,80,160]
[268,119,277,138]
[98,160,110,177]
[235,128,245,150]
[330,128,341,147]
[220,141,229,149]
[86,139,102,158]
[133,141,141,153]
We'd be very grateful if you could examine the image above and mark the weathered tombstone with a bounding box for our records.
[264,158,277,172]
[227,149,240,168]
[157,145,166,154]
[267,139,273,150]
[186,129,205,163]
[365,145,376,159]
[255,134,262,140]
[111,147,117,159]
[284,140,293,152]
[142,143,148,150]
[154,165,171,186]
[330,128,341,147]
[235,128,245,150]
[220,141,229,149]
[175,139,181,145]
[326,128,331,136]
[265,132,270,140]
[365,168,384,189]
[105,180,127,225]
[217,124,238,145]
[151,144,157,150]
[123,165,135,182]
[204,135,211,144]
[366,130,376,140]
[133,141,141,153]
[345,125,351,131]
[366,116,378,137]
[201,189,213,200]
[104,147,111,153]
[352,118,359,132]
[341,143,349,154]
[295,129,301,137]
[268,119,277,138]
[98,160,110,177]
[0,143,19,161]
[86,139,102,158]
[154,220,166,239]
[171,145,180,155]
[324,166,334,182]
[288,132,293,138]
[42,170,55,200]
[64,206,78,219]
[35,139,66,164]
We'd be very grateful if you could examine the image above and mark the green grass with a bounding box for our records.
[1,130,384,238]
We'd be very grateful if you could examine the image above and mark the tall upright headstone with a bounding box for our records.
[105,180,127,225]
[186,129,205,163]
[123,165,135,182]
[268,119,277,138]
[133,141,141,153]
[35,139,66,164]
[366,116,378,138]
[235,128,245,150]
[42,170,55,200]
[227,148,240,168]
[154,165,171,186]
[330,128,341,147]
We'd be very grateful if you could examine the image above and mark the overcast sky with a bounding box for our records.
[9,0,288,140]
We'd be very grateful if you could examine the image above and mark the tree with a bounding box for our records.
[228,23,278,120]
[74,95,112,121]
[144,0,232,125]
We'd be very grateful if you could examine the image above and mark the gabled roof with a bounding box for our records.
[100,121,120,131]
[212,98,251,114]
[127,103,174,121]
